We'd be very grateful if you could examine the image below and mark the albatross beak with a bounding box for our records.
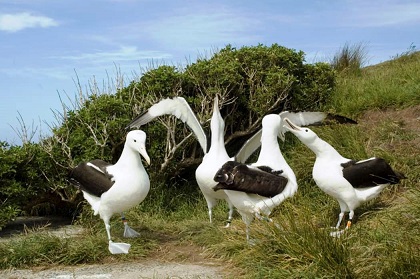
[139,147,151,165]
[283,118,302,132]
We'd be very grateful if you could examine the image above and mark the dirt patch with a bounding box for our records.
[360,105,420,132]
[358,105,420,151]
[149,240,211,264]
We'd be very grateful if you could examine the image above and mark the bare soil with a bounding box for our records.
[359,104,420,151]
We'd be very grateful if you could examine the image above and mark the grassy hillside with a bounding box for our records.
[326,51,420,116]
[1,52,419,278]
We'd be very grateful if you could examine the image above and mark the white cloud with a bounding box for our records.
[55,46,172,63]
[0,12,59,32]
[0,66,69,80]
[140,9,262,50]
[166,14,248,38]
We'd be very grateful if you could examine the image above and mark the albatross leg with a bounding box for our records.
[104,219,131,254]
[330,201,347,237]
[208,208,213,224]
[246,225,251,243]
[330,210,354,238]
[204,197,218,224]
[346,210,354,229]
[121,213,141,238]
[255,212,280,229]
[335,212,345,229]
[241,213,256,245]
[225,201,234,228]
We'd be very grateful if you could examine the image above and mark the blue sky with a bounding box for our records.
[1,0,419,144]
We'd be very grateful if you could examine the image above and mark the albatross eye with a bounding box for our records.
[305,129,309,132]
[133,139,137,143]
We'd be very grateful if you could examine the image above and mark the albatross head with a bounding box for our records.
[126,130,151,165]
[283,118,318,145]
[262,114,281,135]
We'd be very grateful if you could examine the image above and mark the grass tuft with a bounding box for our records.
[331,42,369,74]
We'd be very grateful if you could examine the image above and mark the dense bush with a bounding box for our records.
[119,44,336,172]
[0,44,336,228]
[0,142,48,229]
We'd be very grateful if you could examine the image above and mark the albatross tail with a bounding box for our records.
[354,184,388,203]
[82,191,101,215]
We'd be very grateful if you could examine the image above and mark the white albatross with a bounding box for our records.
[68,130,151,254]
[283,118,405,236]
[213,114,298,242]
[126,97,355,229]
[127,96,235,227]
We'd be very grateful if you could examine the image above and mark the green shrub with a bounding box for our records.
[0,142,50,230]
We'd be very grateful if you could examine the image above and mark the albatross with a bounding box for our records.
[283,118,405,236]
[213,114,298,242]
[127,96,235,227]
[126,96,355,229]
[68,130,151,254]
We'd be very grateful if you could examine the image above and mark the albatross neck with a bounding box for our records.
[257,127,284,164]
[208,124,229,158]
[306,137,342,159]
[114,144,143,168]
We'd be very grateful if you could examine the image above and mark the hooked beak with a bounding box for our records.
[214,173,226,183]
[283,118,301,132]
[139,147,151,165]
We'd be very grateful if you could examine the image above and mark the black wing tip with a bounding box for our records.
[325,114,358,125]
[284,110,357,125]
[395,171,407,180]
[125,110,149,130]
[67,177,81,188]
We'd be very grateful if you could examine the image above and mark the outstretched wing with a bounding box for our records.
[68,159,114,197]
[279,111,357,139]
[126,97,207,153]
[234,129,262,163]
[235,111,357,163]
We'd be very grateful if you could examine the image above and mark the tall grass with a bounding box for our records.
[330,42,369,74]
[210,200,355,278]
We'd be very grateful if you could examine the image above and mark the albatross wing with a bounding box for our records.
[69,159,114,197]
[126,97,207,153]
[341,157,406,188]
[214,161,288,198]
